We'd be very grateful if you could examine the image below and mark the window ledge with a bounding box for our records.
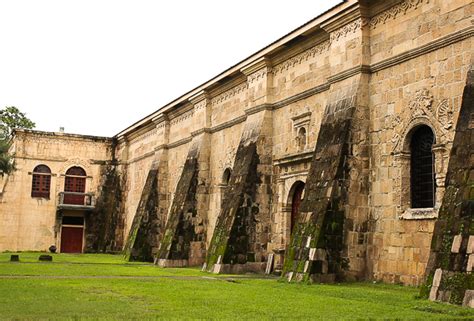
[399,208,439,220]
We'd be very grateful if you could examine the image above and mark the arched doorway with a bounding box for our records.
[64,166,87,205]
[289,181,305,233]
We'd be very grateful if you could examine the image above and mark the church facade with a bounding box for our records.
[0,0,472,295]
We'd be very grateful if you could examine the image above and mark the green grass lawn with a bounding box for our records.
[0,252,472,320]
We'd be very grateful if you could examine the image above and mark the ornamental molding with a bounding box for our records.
[391,88,454,153]
[436,99,453,130]
[129,128,157,144]
[58,158,92,176]
[330,18,368,42]
[272,40,330,75]
[170,109,194,125]
[369,0,430,29]
[247,67,271,84]
[211,82,248,106]
[219,145,237,173]
[194,99,207,111]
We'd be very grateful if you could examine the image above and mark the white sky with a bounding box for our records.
[0,0,341,137]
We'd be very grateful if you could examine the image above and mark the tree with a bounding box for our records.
[0,106,35,174]
[0,106,36,140]
[0,139,14,174]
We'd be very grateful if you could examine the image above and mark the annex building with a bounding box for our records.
[0,0,472,305]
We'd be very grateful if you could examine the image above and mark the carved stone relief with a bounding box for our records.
[369,0,431,29]
[390,88,455,219]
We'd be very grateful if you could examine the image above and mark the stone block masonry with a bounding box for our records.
[156,135,208,267]
[206,109,273,273]
[423,66,474,306]
[124,151,165,262]
[282,78,360,283]
[0,0,472,306]
[86,162,125,253]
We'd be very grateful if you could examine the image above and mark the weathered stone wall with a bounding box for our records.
[282,76,360,283]
[156,135,208,267]
[206,109,273,273]
[0,130,113,251]
[123,156,162,261]
[367,0,472,285]
[422,66,473,306]
[207,123,243,244]
[1,0,472,290]
[86,161,126,253]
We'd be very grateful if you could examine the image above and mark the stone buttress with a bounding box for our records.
[282,78,361,283]
[205,58,274,274]
[86,160,126,253]
[423,67,474,307]
[205,109,273,273]
[124,149,167,262]
[156,134,210,267]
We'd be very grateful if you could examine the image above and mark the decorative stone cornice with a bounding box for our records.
[369,0,430,29]
[240,57,271,76]
[129,128,157,145]
[241,57,272,85]
[170,109,194,125]
[211,82,248,106]
[321,3,365,33]
[272,40,330,75]
[330,18,369,42]
[189,90,210,108]
[247,67,271,84]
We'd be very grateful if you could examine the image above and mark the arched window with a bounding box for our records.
[31,165,52,198]
[296,127,307,151]
[64,166,87,205]
[410,126,436,208]
[222,168,232,185]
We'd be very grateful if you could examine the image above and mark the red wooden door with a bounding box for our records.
[291,183,305,233]
[60,226,84,253]
[64,167,86,205]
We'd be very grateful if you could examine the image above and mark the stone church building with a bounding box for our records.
[0,0,472,301]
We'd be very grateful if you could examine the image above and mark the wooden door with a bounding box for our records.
[291,183,305,233]
[60,226,84,253]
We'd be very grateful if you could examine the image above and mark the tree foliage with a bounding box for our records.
[0,106,36,139]
[0,106,36,174]
[0,139,14,174]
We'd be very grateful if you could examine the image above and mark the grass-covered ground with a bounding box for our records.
[0,252,472,320]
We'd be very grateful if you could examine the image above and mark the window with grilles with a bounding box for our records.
[410,126,436,208]
[64,166,87,205]
[31,165,52,198]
